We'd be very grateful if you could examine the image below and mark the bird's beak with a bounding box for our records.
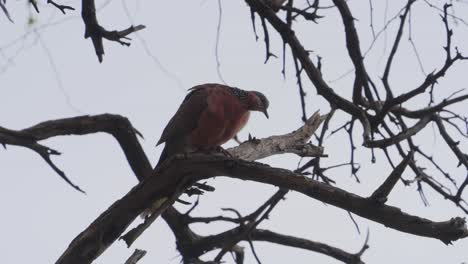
[262,109,269,119]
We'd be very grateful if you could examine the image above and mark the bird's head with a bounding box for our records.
[247,91,270,119]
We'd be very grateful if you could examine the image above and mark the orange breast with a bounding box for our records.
[221,111,250,144]
[189,88,249,147]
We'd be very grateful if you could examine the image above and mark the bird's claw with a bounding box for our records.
[216,146,233,158]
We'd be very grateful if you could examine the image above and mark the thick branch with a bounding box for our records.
[23,114,151,181]
[0,126,84,192]
[56,154,468,264]
[5,111,466,264]
[121,112,326,248]
[228,111,325,160]
[0,112,323,262]
[370,151,413,203]
[0,114,151,192]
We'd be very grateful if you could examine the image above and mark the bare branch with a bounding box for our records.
[260,17,277,63]
[124,249,147,264]
[364,115,432,148]
[121,111,326,247]
[332,0,372,104]
[121,183,186,247]
[4,109,466,264]
[29,0,39,13]
[245,0,372,141]
[251,229,365,264]
[2,114,151,182]
[81,0,146,62]
[434,115,468,200]
[213,189,286,262]
[434,116,468,170]
[293,54,308,122]
[0,127,84,193]
[3,1,468,263]
[382,0,415,94]
[228,111,325,160]
[0,0,13,23]
[48,0,75,14]
[374,3,467,125]
[390,94,468,119]
[279,5,323,22]
[370,151,413,203]
[56,154,468,264]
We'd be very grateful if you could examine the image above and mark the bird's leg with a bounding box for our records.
[191,145,232,158]
[233,135,242,144]
[215,145,233,158]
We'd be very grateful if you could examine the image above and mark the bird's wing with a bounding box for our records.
[157,87,208,145]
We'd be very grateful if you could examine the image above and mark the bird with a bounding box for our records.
[141,83,269,219]
[156,83,269,167]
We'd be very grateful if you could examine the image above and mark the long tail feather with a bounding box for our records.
[156,145,168,167]
[141,145,169,218]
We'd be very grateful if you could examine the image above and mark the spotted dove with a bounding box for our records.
[156,83,269,167]
[142,83,269,218]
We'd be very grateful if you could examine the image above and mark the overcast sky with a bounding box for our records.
[1,0,467,263]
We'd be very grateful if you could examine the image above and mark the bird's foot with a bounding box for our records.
[233,135,242,144]
[216,146,233,158]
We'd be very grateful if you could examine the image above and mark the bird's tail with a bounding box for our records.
[140,197,168,219]
[141,145,169,219]
[156,145,169,168]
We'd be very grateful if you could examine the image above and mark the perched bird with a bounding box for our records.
[142,83,269,219]
[156,83,269,167]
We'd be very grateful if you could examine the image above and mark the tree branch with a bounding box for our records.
[364,115,432,148]
[81,0,146,62]
[124,249,147,264]
[251,229,364,264]
[0,126,84,192]
[56,153,468,263]
[245,0,371,142]
[48,0,75,14]
[332,0,372,104]
[121,112,326,248]
[0,0,13,23]
[229,111,325,161]
[381,0,415,95]
[370,151,413,203]
[0,114,151,190]
[3,111,466,264]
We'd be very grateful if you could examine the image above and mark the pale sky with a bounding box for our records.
[1,0,467,263]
